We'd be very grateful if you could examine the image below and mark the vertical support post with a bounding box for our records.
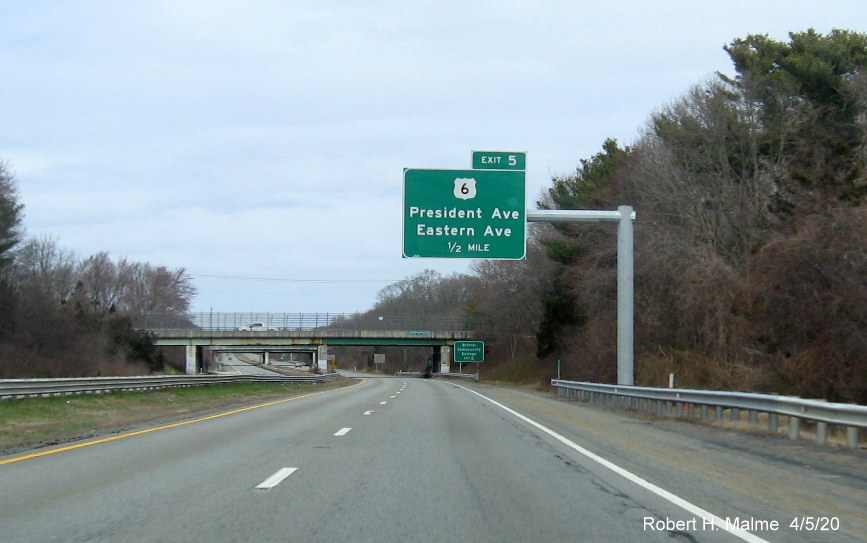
[185,345,198,375]
[440,345,451,374]
[816,422,828,445]
[789,416,801,440]
[529,207,635,387]
[617,205,634,385]
[317,345,328,372]
[846,427,859,449]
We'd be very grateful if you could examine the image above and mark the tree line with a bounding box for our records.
[352,30,867,403]
[0,166,195,377]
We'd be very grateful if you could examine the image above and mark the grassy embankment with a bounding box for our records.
[0,380,348,453]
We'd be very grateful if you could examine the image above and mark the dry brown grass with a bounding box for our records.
[0,380,348,454]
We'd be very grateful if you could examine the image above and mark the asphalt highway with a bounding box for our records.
[1,375,864,542]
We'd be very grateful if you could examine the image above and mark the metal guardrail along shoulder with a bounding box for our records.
[551,379,867,450]
[0,373,340,400]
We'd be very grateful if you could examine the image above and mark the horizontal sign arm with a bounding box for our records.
[527,208,636,223]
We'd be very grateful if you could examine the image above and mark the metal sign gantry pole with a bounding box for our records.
[527,206,635,385]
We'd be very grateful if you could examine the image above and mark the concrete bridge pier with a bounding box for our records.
[427,345,452,374]
[185,345,203,374]
[440,345,451,373]
[316,345,328,372]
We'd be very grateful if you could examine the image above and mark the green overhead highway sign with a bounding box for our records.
[472,151,526,170]
[454,341,485,363]
[403,168,526,259]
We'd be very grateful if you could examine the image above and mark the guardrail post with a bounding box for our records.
[731,407,740,421]
[700,405,708,420]
[715,406,724,422]
[846,427,859,449]
[816,422,828,445]
[769,413,779,433]
[789,416,800,440]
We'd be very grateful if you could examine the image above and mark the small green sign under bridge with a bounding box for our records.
[454,341,485,363]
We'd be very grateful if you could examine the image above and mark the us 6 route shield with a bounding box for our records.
[403,168,526,259]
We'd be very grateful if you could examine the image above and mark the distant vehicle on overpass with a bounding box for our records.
[237,322,279,331]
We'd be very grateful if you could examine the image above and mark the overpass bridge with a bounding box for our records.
[138,313,479,374]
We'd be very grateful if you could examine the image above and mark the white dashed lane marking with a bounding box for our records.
[255,468,298,490]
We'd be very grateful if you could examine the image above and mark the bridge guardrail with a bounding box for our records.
[148,328,474,340]
[136,312,486,332]
[552,380,867,449]
[0,373,340,400]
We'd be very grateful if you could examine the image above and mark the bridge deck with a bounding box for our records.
[149,328,474,347]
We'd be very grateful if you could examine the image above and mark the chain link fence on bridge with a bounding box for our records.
[136,312,486,332]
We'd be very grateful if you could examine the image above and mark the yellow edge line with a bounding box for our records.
[0,378,366,466]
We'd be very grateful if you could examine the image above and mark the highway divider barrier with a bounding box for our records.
[0,373,340,400]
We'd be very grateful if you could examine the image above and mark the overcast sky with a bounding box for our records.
[2,1,863,315]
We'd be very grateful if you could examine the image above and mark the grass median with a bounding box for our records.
[0,380,349,454]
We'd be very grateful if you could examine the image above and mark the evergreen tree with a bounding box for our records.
[0,163,24,274]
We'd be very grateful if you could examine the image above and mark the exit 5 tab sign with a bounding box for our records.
[472,151,526,170]
[403,168,526,259]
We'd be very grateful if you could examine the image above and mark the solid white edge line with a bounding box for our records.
[452,384,771,543]
[255,467,298,490]
[334,427,352,436]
